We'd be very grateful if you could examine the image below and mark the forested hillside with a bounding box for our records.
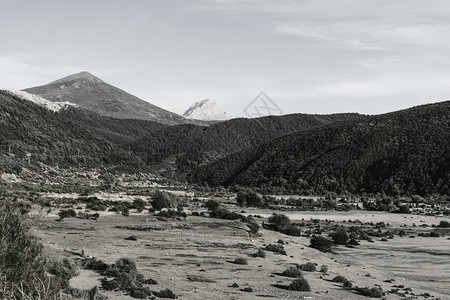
[0,91,143,172]
[128,113,361,174]
[189,101,450,196]
[60,106,167,144]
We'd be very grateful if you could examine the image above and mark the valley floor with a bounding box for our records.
[30,198,450,300]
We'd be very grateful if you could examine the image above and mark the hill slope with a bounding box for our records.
[189,102,450,196]
[0,90,142,172]
[59,106,167,144]
[24,72,202,125]
[128,113,361,176]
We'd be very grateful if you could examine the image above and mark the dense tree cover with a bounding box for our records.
[0,91,144,172]
[128,113,361,175]
[189,101,450,196]
[60,106,167,144]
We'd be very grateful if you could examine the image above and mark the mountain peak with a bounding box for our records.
[50,71,103,85]
[183,99,230,121]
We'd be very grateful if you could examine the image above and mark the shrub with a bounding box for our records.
[332,275,348,283]
[80,258,108,272]
[330,226,349,245]
[241,287,253,292]
[245,215,260,234]
[289,277,311,291]
[233,257,248,265]
[265,244,287,255]
[282,266,302,278]
[86,201,107,211]
[353,286,384,298]
[319,265,328,273]
[47,258,79,290]
[282,225,302,237]
[236,191,264,207]
[0,201,76,298]
[438,220,450,228]
[132,198,146,212]
[299,262,316,272]
[268,213,291,231]
[151,190,176,210]
[348,238,360,246]
[99,258,153,298]
[153,289,177,299]
[310,235,333,252]
[205,199,221,212]
[59,208,77,220]
[343,280,353,289]
[251,249,266,258]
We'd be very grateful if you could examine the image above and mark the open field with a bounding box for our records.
[27,192,450,300]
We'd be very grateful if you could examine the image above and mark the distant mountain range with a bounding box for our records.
[188,101,450,196]
[24,71,203,125]
[182,99,230,121]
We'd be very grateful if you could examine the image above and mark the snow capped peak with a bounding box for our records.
[183,99,230,121]
[2,89,77,112]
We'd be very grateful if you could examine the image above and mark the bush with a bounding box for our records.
[319,265,328,273]
[310,235,333,252]
[353,286,384,298]
[153,289,177,299]
[205,199,221,212]
[151,190,176,210]
[343,280,353,289]
[330,226,349,245]
[80,257,108,272]
[86,201,107,211]
[299,262,316,272]
[232,257,248,265]
[438,220,450,228]
[0,201,76,299]
[59,208,77,220]
[282,225,302,237]
[132,198,146,212]
[265,244,287,255]
[282,266,302,278]
[268,213,291,231]
[47,258,79,290]
[98,257,154,299]
[236,191,264,207]
[332,275,348,283]
[251,249,266,258]
[289,277,311,291]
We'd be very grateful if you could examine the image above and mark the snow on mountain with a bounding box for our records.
[182,99,230,121]
[2,89,77,112]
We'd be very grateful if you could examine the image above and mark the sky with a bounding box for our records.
[1,0,449,117]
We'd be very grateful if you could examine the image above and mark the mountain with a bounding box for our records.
[188,101,450,196]
[0,90,143,172]
[24,71,203,125]
[182,99,230,121]
[128,113,361,177]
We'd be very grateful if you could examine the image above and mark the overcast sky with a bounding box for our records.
[1,0,449,117]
